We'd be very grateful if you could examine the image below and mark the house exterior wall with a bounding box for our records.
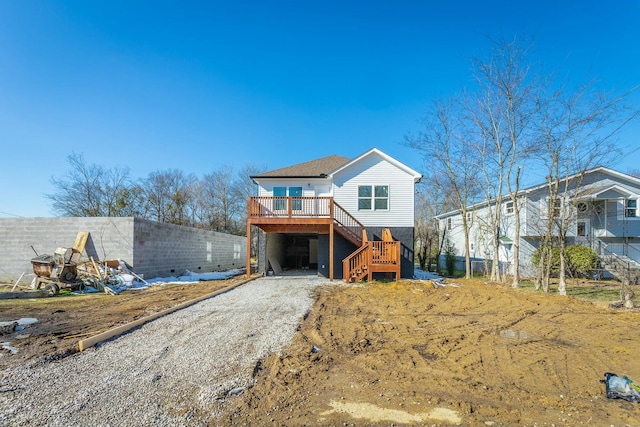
[438,168,640,276]
[257,178,332,197]
[318,233,353,279]
[0,217,246,283]
[332,154,416,227]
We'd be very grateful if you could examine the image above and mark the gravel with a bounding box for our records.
[0,275,332,426]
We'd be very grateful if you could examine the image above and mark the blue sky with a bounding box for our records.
[1,1,639,217]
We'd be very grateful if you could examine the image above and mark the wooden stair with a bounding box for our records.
[342,228,400,283]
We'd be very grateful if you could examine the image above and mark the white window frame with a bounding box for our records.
[505,201,514,215]
[625,198,638,218]
[358,185,389,211]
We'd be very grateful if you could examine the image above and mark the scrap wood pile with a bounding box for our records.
[73,259,146,295]
[16,231,147,297]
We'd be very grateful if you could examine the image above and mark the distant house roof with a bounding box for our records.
[251,154,352,179]
[435,166,640,219]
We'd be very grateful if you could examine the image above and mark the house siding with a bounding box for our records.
[438,167,640,276]
[332,154,415,227]
[257,178,332,197]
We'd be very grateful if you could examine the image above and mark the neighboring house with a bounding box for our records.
[246,148,423,281]
[436,167,640,282]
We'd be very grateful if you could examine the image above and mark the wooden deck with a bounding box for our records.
[246,196,400,281]
[342,233,401,283]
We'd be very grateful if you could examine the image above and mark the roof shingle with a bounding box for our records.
[251,154,351,178]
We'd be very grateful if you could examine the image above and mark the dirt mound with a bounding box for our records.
[220,279,640,426]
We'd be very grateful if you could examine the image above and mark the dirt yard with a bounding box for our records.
[2,276,640,426]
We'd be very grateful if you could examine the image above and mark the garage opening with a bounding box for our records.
[267,233,318,274]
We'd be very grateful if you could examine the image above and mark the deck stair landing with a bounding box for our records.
[343,228,401,283]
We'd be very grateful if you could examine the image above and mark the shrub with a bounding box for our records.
[531,245,560,275]
[565,245,598,278]
[532,244,598,278]
[444,240,457,276]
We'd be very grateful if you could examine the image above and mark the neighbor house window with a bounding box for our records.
[626,199,637,218]
[447,217,452,231]
[577,221,586,237]
[505,201,514,215]
[358,185,389,210]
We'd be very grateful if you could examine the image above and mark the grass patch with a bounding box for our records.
[513,278,636,305]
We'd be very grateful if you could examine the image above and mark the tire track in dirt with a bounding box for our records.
[221,280,640,427]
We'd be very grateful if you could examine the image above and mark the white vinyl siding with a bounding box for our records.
[333,154,415,227]
[257,179,331,197]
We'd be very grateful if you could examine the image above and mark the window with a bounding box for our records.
[358,186,372,210]
[273,186,303,211]
[447,217,452,231]
[577,221,586,237]
[626,199,637,218]
[505,201,514,215]
[274,187,286,210]
[466,211,472,223]
[289,187,302,211]
[358,185,389,210]
[374,185,389,210]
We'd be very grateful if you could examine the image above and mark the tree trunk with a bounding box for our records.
[557,237,567,295]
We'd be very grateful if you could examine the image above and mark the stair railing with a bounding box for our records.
[595,238,640,283]
[343,243,371,283]
[332,201,364,246]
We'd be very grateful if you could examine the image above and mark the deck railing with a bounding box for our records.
[248,196,364,244]
[370,241,399,264]
[248,196,332,218]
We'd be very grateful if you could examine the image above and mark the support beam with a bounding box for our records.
[329,222,334,281]
[246,222,251,278]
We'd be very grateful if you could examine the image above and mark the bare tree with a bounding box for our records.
[48,153,132,217]
[535,82,639,295]
[414,175,456,272]
[463,36,541,285]
[199,165,241,233]
[140,169,196,226]
[408,99,482,278]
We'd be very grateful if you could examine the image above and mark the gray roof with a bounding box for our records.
[251,154,351,178]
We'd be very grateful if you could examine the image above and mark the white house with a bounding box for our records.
[246,148,422,281]
[436,167,640,280]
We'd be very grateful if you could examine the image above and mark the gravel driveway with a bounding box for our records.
[0,275,331,426]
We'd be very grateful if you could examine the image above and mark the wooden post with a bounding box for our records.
[246,221,251,278]
[367,242,373,282]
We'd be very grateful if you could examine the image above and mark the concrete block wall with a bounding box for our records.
[132,218,246,279]
[0,217,246,283]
